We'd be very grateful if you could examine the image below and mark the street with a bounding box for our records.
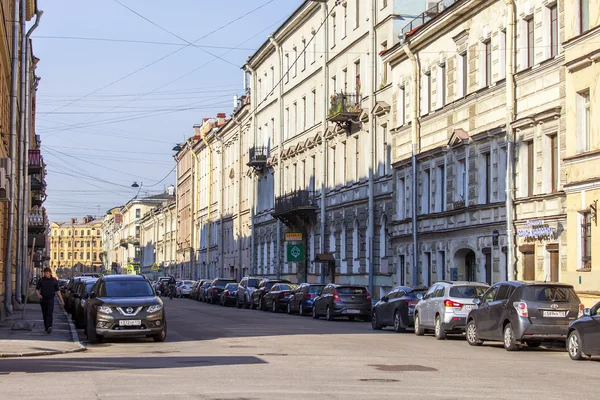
[0,299,598,399]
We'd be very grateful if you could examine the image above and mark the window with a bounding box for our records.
[285,54,290,83]
[457,159,467,202]
[437,64,446,108]
[74,241,78,248]
[136,225,141,239]
[302,97,306,131]
[312,89,317,124]
[331,75,337,94]
[580,0,589,34]
[136,208,141,218]
[87,230,90,236]
[424,72,431,114]
[484,41,492,86]
[354,60,361,93]
[285,107,290,139]
[483,286,499,303]
[551,135,559,192]
[293,47,298,77]
[343,4,348,37]
[60,252,64,260]
[581,212,592,269]
[355,0,360,28]
[526,18,534,68]
[436,165,446,212]
[60,230,64,236]
[87,252,90,260]
[399,85,406,125]
[527,141,534,196]
[293,102,297,135]
[312,35,317,64]
[353,220,359,259]
[380,215,388,259]
[330,146,336,187]
[459,53,468,98]
[397,177,406,219]
[271,66,275,91]
[68,252,71,259]
[80,252,84,260]
[550,5,558,57]
[437,251,446,280]
[74,230,78,236]
[499,30,507,80]
[577,90,591,153]
[422,169,431,215]
[53,252,57,259]
[355,136,360,182]
[258,78,262,99]
[342,141,347,185]
[496,285,514,301]
[343,68,348,92]
[332,13,336,47]
[383,125,391,175]
[301,40,306,71]
[479,152,491,204]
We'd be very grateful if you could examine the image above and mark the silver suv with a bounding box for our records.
[236,277,260,309]
[414,281,489,340]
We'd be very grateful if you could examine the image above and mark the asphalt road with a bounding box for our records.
[1,298,598,399]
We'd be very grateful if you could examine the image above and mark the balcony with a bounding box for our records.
[401,0,457,36]
[120,239,129,248]
[247,146,268,170]
[30,175,46,191]
[31,191,46,207]
[28,149,42,175]
[28,208,46,234]
[327,92,362,132]
[272,190,318,226]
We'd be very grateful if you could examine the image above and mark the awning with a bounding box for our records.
[314,253,335,262]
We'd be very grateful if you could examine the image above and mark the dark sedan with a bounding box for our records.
[207,278,237,304]
[288,283,326,315]
[251,279,291,310]
[219,283,239,306]
[372,285,428,332]
[567,301,600,360]
[262,283,298,312]
[72,278,98,328]
[84,275,166,344]
[312,284,372,321]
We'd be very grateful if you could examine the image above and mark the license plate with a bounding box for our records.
[464,305,474,311]
[542,311,566,318]
[346,309,361,314]
[119,320,141,326]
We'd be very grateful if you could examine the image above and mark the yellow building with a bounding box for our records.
[563,0,600,305]
[49,216,103,277]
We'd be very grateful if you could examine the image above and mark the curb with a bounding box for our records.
[0,302,87,359]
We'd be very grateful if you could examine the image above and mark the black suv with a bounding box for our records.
[251,279,291,310]
[84,275,166,343]
[466,281,582,351]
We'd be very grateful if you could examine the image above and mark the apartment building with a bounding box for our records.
[382,0,567,287]
[139,192,176,278]
[49,216,103,276]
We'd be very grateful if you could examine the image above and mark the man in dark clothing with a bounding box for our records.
[35,267,65,334]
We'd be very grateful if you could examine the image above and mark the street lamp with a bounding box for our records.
[172,144,183,152]
[131,181,143,199]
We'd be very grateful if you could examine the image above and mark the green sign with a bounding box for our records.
[286,243,305,263]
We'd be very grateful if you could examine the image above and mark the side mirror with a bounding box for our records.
[416,293,423,300]
[382,296,389,302]
[473,298,481,305]
[584,308,591,317]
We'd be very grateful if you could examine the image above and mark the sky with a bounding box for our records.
[34,0,304,223]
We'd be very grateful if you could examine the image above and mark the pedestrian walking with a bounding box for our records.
[35,267,65,334]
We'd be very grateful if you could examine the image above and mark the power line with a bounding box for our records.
[44,145,171,156]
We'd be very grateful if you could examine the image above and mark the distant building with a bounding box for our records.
[49,216,103,277]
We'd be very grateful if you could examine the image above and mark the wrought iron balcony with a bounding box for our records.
[28,208,46,234]
[30,176,46,191]
[120,239,129,248]
[272,190,318,226]
[28,149,42,175]
[247,146,268,169]
[401,0,456,36]
[328,93,362,122]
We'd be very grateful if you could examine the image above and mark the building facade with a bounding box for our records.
[139,197,176,279]
[49,216,103,277]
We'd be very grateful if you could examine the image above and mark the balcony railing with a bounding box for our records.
[30,176,46,191]
[248,146,268,168]
[28,149,42,174]
[28,209,45,228]
[120,239,129,248]
[327,92,362,123]
[401,0,457,36]
[274,190,318,215]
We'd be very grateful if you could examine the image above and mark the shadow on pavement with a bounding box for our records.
[0,355,266,374]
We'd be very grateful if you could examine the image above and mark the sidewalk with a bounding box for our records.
[0,297,86,358]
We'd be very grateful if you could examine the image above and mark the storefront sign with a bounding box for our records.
[518,220,555,241]
[286,243,305,262]
[285,232,303,241]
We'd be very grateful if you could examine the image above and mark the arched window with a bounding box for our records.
[380,215,388,259]
[87,230,91,236]
[340,224,347,260]
[60,230,64,236]
[74,230,78,236]
[353,219,360,259]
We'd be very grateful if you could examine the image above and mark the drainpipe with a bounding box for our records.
[232,115,244,281]
[367,0,376,297]
[269,35,284,280]
[199,136,212,279]
[5,0,20,314]
[504,0,516,281]
[173,154,179,276]
[245,64,257,276]
[320,2,329,284]
[190,144,200,280]
[402,38,420,287]
[212,127,225,278]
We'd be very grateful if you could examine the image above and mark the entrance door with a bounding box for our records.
[465,251,476,281]
[550,251,559,282]
[485,252,492,285]
[523,253,535,280]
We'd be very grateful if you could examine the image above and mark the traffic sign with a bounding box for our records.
[286,243,305,262]
[151,262,160,271]
[285,232,303,241]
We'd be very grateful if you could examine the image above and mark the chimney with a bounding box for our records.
[166,185,175,196]
[71,218,77,224]
[217,113,226,126]
[193,124,202,138]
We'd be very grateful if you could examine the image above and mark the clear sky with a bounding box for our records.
[34,0,304,223]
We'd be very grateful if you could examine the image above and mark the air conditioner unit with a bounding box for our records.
[0,158,11,177]
[0,167,7,201]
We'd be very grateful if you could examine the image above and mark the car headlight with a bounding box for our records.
[147,304,163,313]
[97,305,112,314]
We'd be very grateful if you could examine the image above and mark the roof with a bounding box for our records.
[101,275,146,281]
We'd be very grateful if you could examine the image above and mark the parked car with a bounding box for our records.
[287,283,326,315]
[72,278,98,328]
[64,277,89,313]
[466,282,582,350]
[198,281,213,302]
[219,283,239,306]
[312,284,372,321]
[206,278,237,304]
[372,285,429,332]
[567,301,600,360]
[262,283,298,312]
[236,276,261,309]
[176,280,196,298]
[415,281,489,340]
[189,282,201,300]
[251,279,292,310]
[84,275,166,344]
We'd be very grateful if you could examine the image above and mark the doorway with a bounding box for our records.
[483,248,492,285]
[465,251,476,281]
[550,251,559,282]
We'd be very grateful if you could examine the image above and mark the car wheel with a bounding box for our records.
[393,311,405,333]
[525,341,541,348]
[245,295,250,309]
[503,323,519,351]
[272,301,278,313]
[299,303,304,315]
[414,314,424,336]
[434,315,447,340]
[86,316,102,344]
[371,311,383,330]
[236,298,242,309]
[312,306,319,319]
[326,306,334,321]
[567,330,584,360]
[153,321,167,342]
[466,320,483,346]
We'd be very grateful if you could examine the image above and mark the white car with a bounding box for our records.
[177,280,196,298]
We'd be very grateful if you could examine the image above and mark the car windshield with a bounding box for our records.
[337,287,367,294]
[408,289,428,298]
[183,281,194,285]
[215,280,235,288]
[203,283,211,288]
[248,279,259,287]
[85,281,97,291]
[278,284,297,291]
[522,286,578,302]
[449,286,488,299]
[225,284,238,290]
[105,280,154,297]
[308,285,326,294]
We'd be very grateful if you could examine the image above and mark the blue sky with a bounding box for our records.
[34,0,303,222]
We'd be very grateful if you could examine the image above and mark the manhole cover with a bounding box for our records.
[257,353,288,356]
[368,364,437,372]
[359,378,400,383]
